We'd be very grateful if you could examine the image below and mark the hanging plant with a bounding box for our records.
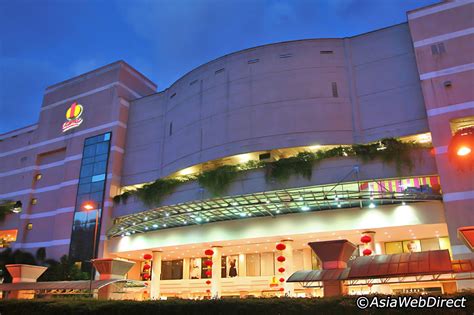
[197,165,239,196]
[112,138,429,204]
[266,151,316,182]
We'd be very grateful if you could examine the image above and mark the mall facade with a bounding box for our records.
[0,0,473,299]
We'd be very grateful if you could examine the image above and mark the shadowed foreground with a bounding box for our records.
[1,294,473,315]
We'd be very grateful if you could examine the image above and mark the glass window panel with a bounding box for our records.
[385,241,403,254]
[83,145,96,158]
[94,154,108,162]
[201,257,211,279]
[403,240,421,253]
[93,161,107,175]
[77,183,91,195]
[226,255,239,278]
[420,238,440,251]
[79,176,92,184]
[82,157,94,165]
[90,181,104,193]
[439,237,451,254]
[103,133,111,141]
[171,259,183,280]
[95,142,109,155]
[84,136,98,146]
[246,253,261,276]
[80,164,93,178]
[260,252,274,276]
[92,174,106,182]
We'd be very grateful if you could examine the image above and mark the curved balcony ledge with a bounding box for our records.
[108,149,439,238]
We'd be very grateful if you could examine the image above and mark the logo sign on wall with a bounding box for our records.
[62,102,84,132]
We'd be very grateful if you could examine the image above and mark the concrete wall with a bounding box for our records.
[407,0,474,257]
[121,23,428,186]
[0,61,156,259]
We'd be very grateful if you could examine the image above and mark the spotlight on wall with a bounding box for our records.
[11,201,22,213]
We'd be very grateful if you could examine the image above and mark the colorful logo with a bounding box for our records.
[62,102,84,132]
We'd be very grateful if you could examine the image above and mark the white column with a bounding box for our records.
[150,251,162,300]
[282,239,295,296]
[211,246,222,298]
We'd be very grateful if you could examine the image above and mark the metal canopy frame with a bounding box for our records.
[107,176,442,238]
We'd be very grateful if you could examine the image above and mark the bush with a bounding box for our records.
[0,294,472,315]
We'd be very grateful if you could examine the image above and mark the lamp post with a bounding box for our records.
[82,201,99,297]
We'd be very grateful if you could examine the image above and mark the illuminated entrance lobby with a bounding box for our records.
[0,0,473,300]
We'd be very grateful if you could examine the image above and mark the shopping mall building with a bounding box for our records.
[0,0,473,299]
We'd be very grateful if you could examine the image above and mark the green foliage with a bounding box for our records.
[112,138,427,201]
[266,152,316,182]
[197,165,240,196]
[0,201,14,222]
[0,248,88,283]
[39,255,90,282]
[0,294,472,315]
[135,179,184,206]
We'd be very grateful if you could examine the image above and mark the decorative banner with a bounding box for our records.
[62,102,84,132]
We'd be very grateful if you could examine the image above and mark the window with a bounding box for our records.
[161,259,183,280]
[279,53,293,59]
[320,50,333,54]
[260,252,275,276]
[69,132,111,270]
[332,82,338,97]
[169,122,173,136]
[248,58,259,64]
[170,93,176,99]
[246,253,261,276]
[215,68,225,75]
[431,43,446,55]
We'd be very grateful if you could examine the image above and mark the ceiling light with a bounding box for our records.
[369,203,376,208]
[402,201,406,206]
[152,224,158,228]
[196,217,202,222]
[145,227,149,230]
[301,205,310,211]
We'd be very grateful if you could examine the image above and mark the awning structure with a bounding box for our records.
[107,176,442,238]
[0,279,145,292]
[458,226,474,251]
[287,250,474,287]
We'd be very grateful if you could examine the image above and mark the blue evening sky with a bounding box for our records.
[0,0,438,133]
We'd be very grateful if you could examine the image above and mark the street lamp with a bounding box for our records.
[82,201,99,297]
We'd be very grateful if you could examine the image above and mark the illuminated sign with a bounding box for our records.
[62,102,84,132]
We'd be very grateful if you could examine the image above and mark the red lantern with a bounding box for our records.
[143,254,152,260]
[278,267,285,273]
[144,282,148,286]
[143,264,151,270]
[204,260,213,267]
[144,290,148,294]
[276,243,286,251]
[206,289,211,293]
[279,287,284,292]
[363,248,372,256]
[279,277,285,283]
[205,270,212,277]
[277,255,286,262]
[206,280,211,285]
[204,249,214,256]
[360,235,372,244]
[143,273,150,280]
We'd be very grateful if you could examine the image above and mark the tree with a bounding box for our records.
[0,248,89,283]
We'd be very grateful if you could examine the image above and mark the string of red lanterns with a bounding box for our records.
[204,248,214,296]
[142,253,153,280]
[275,242,286,293]
[360,234,372,256]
